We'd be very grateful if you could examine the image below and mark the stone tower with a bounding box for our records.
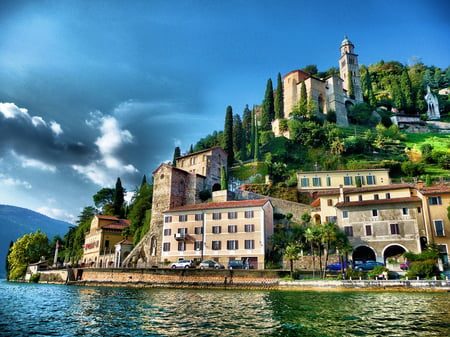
[339,36,363,103]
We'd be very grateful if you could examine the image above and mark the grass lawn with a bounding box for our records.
[404,133,450,152]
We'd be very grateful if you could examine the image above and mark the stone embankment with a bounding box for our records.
[36,268,450,291]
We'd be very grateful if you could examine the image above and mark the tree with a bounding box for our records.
[274,73,284,120]
[223,105,234,167]
[400,68,414,113]
[347,103,372,125]
[320,222,339,279]
[113,177,125,218]
[242,104,252,145]
[173,146,181,166]
[220,165,228,190]
[305,225,320,278]
[348,71,355,99]
[128,177,153,244]
[8,230,49,280]
[302,64,318,75]
[232,113,245,161]
[299,81,308,113]
[285,243,301,278]
[93,188,114,210]
[261,78,275,130]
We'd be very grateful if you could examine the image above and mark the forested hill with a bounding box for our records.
[0,204,72,278]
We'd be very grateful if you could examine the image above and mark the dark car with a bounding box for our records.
[355,260,384,271]
[326,262,347,271]
[199,260,224,269]
[228,260,252,270]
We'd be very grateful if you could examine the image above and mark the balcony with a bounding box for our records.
[174,233,188,241]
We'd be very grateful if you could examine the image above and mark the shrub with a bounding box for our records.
[29,273,41,283]
[368,266,388,279]
[406,260,439,279]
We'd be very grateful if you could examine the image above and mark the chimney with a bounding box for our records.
[339,184,344,202]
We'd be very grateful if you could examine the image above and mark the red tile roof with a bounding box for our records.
[419,186,450,195]
[164,199,271,213]
[312,184,411,196]
[335,196,421,208]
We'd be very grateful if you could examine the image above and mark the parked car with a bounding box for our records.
[325,262,347,271]
[170,259,195,269]
[199,260,224,269]
[354,261,384,271]
[228,260,252,270]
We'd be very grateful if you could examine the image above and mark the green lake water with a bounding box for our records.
[0,280,449,336]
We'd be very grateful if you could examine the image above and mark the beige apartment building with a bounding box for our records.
[161,199,273,269]
[418,186,450,264]
[82,215,131,268]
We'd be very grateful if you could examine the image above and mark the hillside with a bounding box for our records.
[0,204,72,278]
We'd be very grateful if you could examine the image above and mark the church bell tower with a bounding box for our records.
[339,36,363,103]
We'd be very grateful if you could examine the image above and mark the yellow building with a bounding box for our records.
[82,215,131,268]
[161,198,273,269]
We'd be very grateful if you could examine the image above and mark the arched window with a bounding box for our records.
[150,236,157,256]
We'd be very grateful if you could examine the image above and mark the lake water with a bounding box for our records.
[0,280,449,336]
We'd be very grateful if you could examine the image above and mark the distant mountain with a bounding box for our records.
[0,204,73,278]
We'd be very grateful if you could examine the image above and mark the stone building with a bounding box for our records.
[122,147,227,268]
[273,36,364,136]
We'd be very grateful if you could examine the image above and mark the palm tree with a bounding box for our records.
[305,226,319,278]
[335,229,352,276]
[320,222,339,279]
[285,243,301,278]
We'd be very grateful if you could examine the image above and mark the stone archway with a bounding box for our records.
[345,100,354,113]
[352,245,376,262]
[212,183,221,192]
[383,244,407,263]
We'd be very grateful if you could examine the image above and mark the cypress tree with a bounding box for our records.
[299,81,308,111]
[348,71,355,99]
[400,68,414,113]
[113,177,125,218]
[250,106,256,159]
[254,116,260,162]
[242,104,252,144]
[189,144,194,153]
[223,105,234,167]
[220,166,228,190]
[173,146,181,166]
[233,113,245,161]
[274,72,284,120]
[261,78,275,130]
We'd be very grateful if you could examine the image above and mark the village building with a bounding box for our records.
[122,147,227,268]
[82,215,131,268]
[161,198,273,269]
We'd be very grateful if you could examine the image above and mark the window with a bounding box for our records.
[194,227,203,235]
[301,177,309,187]
[163,243,170,252]
[390,223,400,235]
[245,211,254,218]
[213,212,222,220]
[365,225,372,236]
[372,209,378,217]
[429,196,442,205]
[366,175,376,185]
[386,193,391,199]
[312,177,321,187]
[344,226,353,237]
[194,241,203,251]
[164,229,172,236]
[179,214,187,222]
[327,199,333,206]
[212,241,221,250]
[177,228,187,236]
[358,195,363,201]
[417,207,421,213]
[178,241,186,251]
[212,226,222,234]
[402,208,409,215]
[164,216,172,223]
[342,210,349,219]
[434,220,445,236]
[227,240,239,250]
[344,176,352,186]
[326,176,332,186]
[195,213,204,221]
[228,211,237,219]
[326,216,337,223]
[355,176,364,186]
[374,194,379,200]
[228,225,237,233]
[345,196,350,202]
[245,240,255,249]
[244,224,255,232]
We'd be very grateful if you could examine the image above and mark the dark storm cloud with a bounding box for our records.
[0,103,95,165]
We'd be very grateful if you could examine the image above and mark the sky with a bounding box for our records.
[0,0,448,224]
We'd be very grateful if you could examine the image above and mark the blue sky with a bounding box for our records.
[0,0,448,224]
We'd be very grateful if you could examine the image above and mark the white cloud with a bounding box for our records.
[72,114,138,186]
[36,206,76,224]
[0,102,29,119]
[0,173,32,189]
[11,151,57,172]
[31,116,47,127]
[50,121,63,135]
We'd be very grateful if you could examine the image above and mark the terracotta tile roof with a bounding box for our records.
[419,186,450,195]
[96,214,120,220]
[164,199,271,213]
[297,168,389,174]
[102,223,129,230]
[335,196,421,208]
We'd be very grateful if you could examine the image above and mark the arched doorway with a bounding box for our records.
[212,183,221,192]
[383,244,407,263]
[352,245,376,262]
[345,100,354,113]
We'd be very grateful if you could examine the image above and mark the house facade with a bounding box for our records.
[161,199,273,269]
[82,215,131,268]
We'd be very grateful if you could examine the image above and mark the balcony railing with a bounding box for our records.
[174,233,188,241]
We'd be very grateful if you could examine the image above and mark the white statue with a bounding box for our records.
[424,86,440,120]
